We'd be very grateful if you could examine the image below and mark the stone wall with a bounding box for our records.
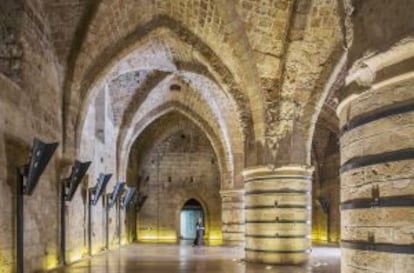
[311,107,340,244]
[322,146,340,243]
[312,133,340,243]
[339,76,414,273]
[1,0,414,272]
[0,0,62,272]
[134,127,222,242]
[348,0,414,65]
[0,0,23,81]
[64,84,120,261]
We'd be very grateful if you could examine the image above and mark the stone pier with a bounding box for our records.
[242,166,313,264]
[338,76,414,273]
[220,189,245,246]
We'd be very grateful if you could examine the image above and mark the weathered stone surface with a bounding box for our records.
[243,166,312,264]
[348,0,414,66]
[341,248,394,273]
[221,190,245,245]
[342,225,414,245]
[245,194,308,208]
[341,111,414,149]
[246,222,309,237]
[245,208,309,222]
[0,0,23,81]
[341,124,414,164]
[338,77,414,127]
[245,180,309,191]
[0,1,64,271]
[341,159,414,188]
[129,122,222,242]
[246,237,309,251]
[340,72,414,273]
[341,177,414,202]
[1,0,413,271]
[245,251,309,265]
[342,248,414,273]
[342,208,413,227]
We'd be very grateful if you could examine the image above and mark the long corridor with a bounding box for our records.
[46,244,340,273]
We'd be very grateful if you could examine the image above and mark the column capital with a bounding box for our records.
[219,189,245,198]
[346,37,414,87]
[346,62,376,87]
[242,165,314,181]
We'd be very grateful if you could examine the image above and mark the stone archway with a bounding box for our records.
[178,198,206,242]
[311,106,340,243]
[126,113,222,243]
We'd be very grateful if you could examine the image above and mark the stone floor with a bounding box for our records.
[47,243,340,273]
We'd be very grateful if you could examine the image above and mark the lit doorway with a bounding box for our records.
[180,199,204,240]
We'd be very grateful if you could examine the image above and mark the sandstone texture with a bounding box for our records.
[0,1,413,272]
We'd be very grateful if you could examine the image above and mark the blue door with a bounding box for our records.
[180,209,203,239]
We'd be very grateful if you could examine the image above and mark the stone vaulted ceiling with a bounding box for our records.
[48,0,345,169]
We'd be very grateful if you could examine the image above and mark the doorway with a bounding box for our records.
[180,199,204,240]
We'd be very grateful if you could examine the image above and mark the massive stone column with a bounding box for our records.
[220,189,245,246]
[242,166,313,264]
[338,76,414,273]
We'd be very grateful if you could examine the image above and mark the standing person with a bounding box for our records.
[193,217,205,247]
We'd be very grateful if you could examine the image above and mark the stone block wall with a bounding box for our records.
[65,84,120,260]
[323,150,340,243]
[0,57,123,272]
[136,127,222,242]
[0,0,23,81]
[312,153,340,243]
[1,0,413,271]
[0,0,62,272]
[338,76,414,273]
[311,114,340,244]
[220,190,245,245]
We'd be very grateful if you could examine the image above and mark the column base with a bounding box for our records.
[245,250,309,265]
[242,165,313,265]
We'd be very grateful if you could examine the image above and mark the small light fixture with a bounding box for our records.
[89,173,112,206]
[121,186,137,209]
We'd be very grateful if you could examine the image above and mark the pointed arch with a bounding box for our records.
[63,15,265,159]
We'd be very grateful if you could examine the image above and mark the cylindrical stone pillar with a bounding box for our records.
[242,166,313,264]
[220,189,245,246]
[338,77,414,273]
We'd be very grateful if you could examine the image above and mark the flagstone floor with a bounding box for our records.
[46,243,340,273]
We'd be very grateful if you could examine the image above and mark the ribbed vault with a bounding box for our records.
[126,111,227,189]
[62,0,346,173]
[71,26,249,175]
[64,10,266,161]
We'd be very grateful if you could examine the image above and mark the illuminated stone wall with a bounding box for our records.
[311,107,340,243]
[0,0,63,271]
[65,85,120,261]
[0,0,413,272]
[339,74,414,273]
[134,126,222,242]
